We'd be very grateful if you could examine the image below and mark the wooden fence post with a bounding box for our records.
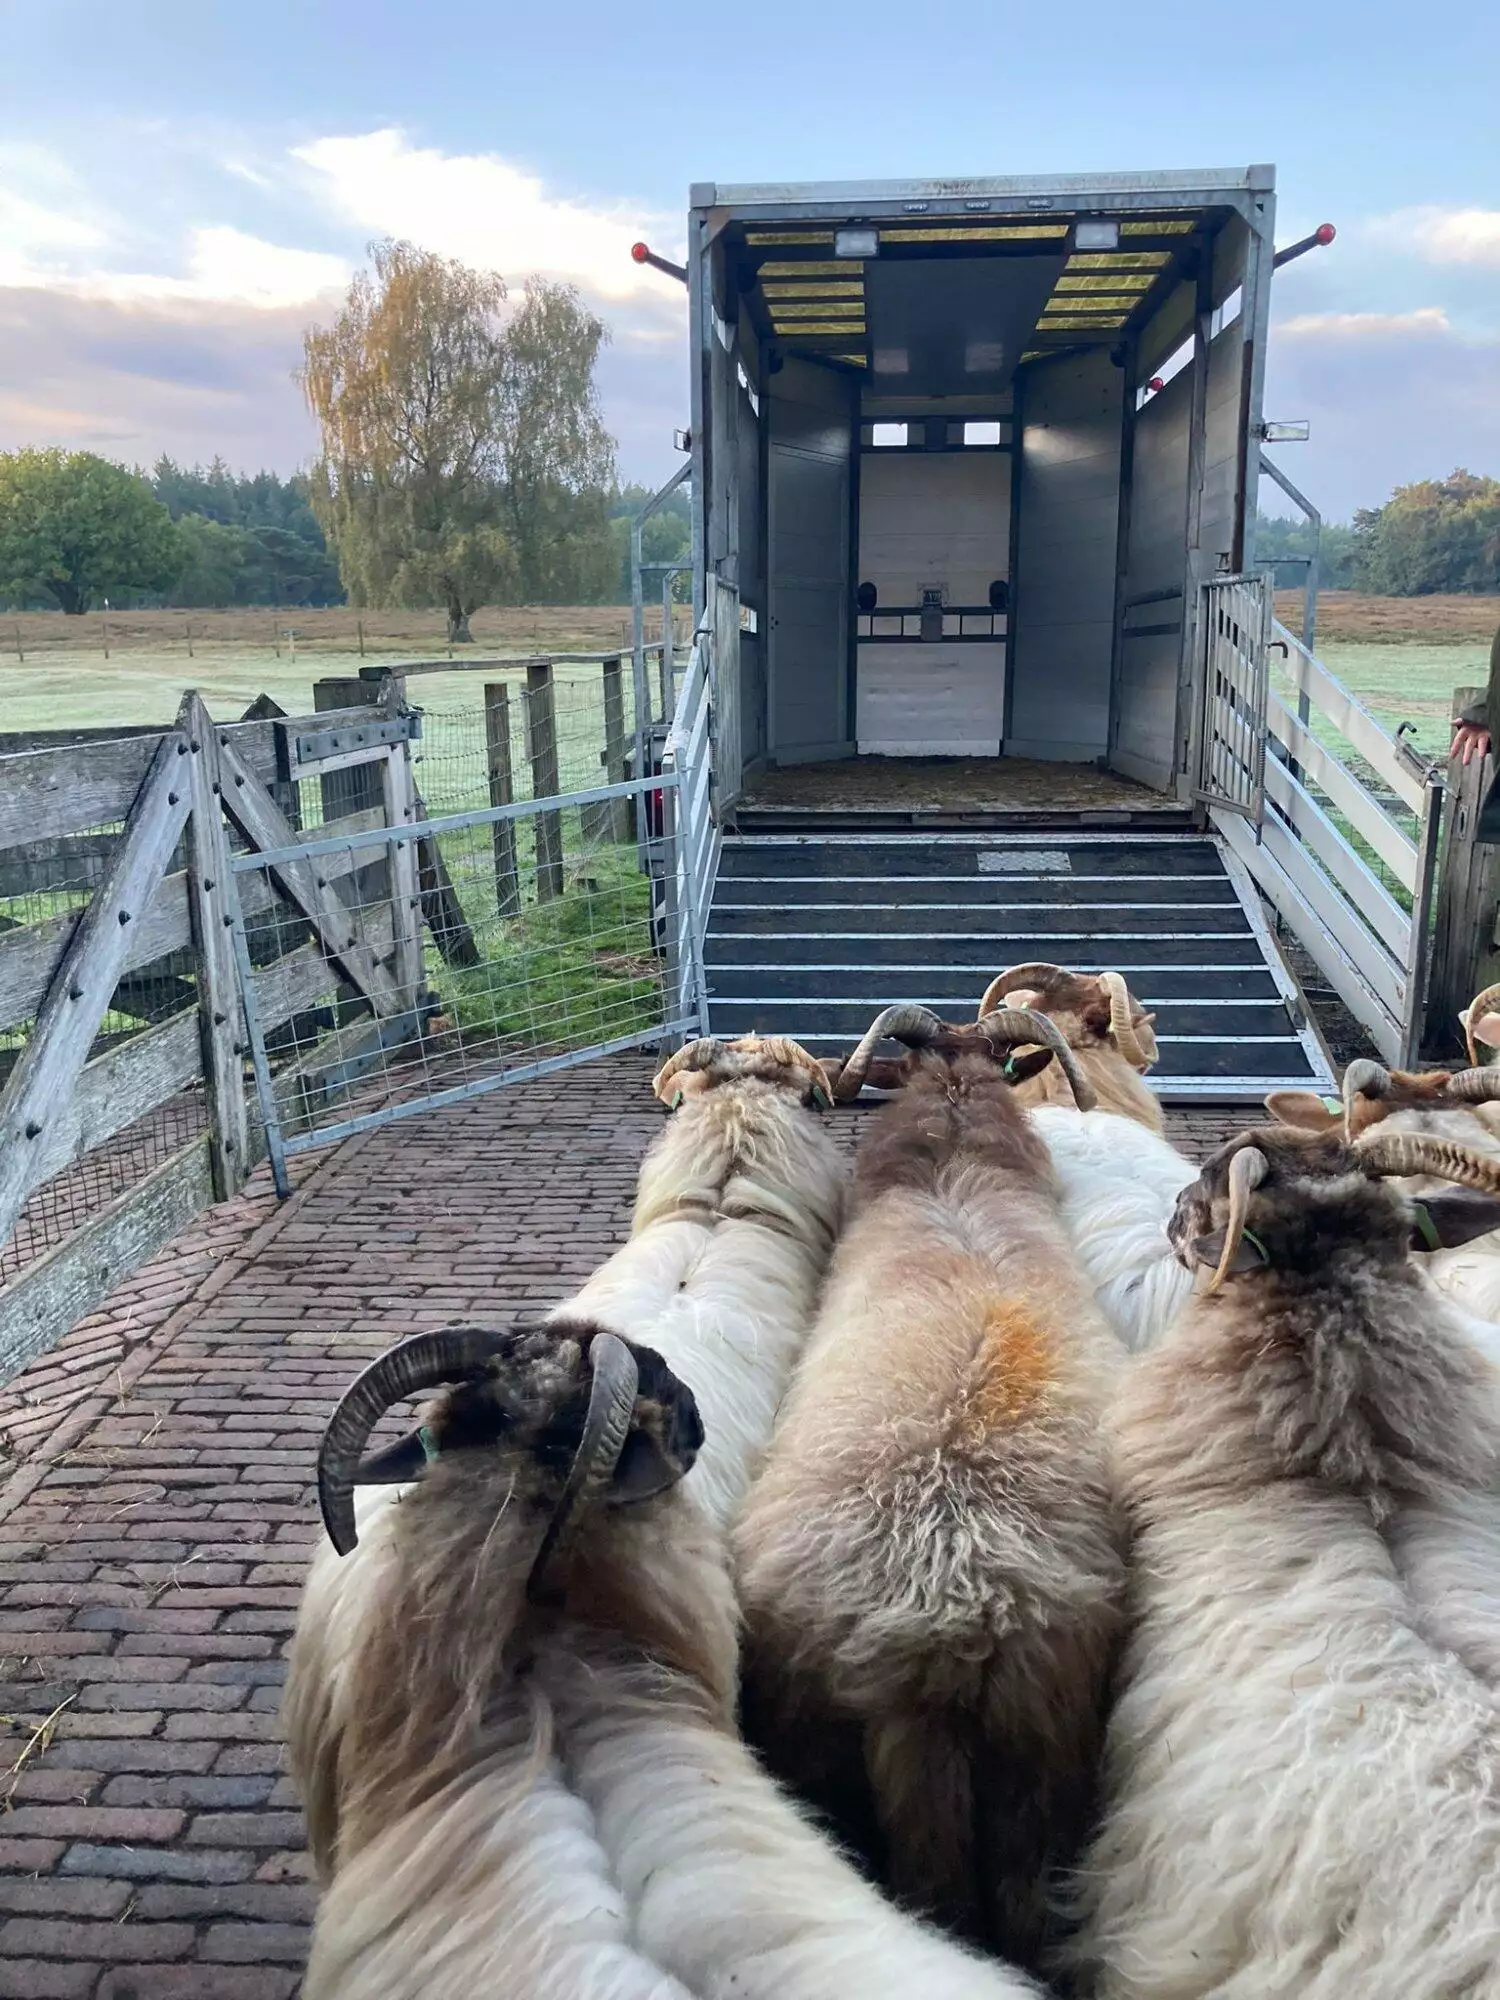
[179,692,250,1200]
[485,683,521,918]
[525,661,563,903]
[313,677,384,823]
[1424,685,1500,1056]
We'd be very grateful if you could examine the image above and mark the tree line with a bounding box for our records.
[0,238,690,625]
[1259,471,1500,596]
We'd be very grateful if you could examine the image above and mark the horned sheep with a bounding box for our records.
[1073,1120,1500,2000]
[286,1037,1043,2000]
[978,962,1164,1132]
[735,1002,1127,1969]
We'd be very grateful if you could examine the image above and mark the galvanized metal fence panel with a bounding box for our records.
[1197,574,1271,825]
[1202,583,1443,1067]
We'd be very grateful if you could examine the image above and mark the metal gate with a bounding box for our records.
[1197,572,1272,826]
[228,648,716,1195]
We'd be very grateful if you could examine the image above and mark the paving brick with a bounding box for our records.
[0,1919,193,1961]
[0,1961,99,1998]
[100,1777,273,1812]
[184,1816,302,1851]
[129,1884,313,1925]
[0,1839,64,1872]
[61,1847,254,1888]
[197,1924,310,1965]
[0,1881,129,1919]
[0,1811,184,1845]
[95,1968,299,1999]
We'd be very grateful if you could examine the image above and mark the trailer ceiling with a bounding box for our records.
[734,214,1209,380]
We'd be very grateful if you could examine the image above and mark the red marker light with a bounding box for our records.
[1315,223,1336,246]
[1148,377,1164,393]
[631,241,651,263]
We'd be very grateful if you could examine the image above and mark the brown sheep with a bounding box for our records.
[977,962,1163,1131]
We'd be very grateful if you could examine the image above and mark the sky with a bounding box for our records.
[1,0,1496,523]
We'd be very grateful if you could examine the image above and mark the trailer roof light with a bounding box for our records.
[1147,377,1165,393]
[1074,220,1120,251]
[1316,223,1336,245]
[835,227,879,259]
[631,242,650,262]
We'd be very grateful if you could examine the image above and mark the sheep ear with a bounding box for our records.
[1411,1193,1500,1251]
[1264,1090,1338,1132]
[1190,1230,1266,1275]
[858,1057,910,1093]
[1003,1047,1054,1085]
[1471,1013,1500,1052]
[603,1341,704,1507]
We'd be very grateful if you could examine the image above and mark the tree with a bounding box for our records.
[0,449,180,613]
[301,241,618,637]
[1254,512,1358,591]
[301,241,515,642]
[495,280,616,602]
[1352,470,1500,595]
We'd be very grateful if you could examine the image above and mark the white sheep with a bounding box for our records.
[287,1037,1042,1999]
[1027,1104,1197,1352]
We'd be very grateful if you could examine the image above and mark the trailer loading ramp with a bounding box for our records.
[703,830,1333,1100]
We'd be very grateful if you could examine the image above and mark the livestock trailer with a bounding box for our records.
[674,166,1441,1099]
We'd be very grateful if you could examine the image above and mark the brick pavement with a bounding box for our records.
[0,1060,1247,1997]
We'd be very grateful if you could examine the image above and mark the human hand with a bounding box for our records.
[1452,721,1493,766]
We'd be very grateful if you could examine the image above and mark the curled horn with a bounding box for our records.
[652,1039,726,1104]
[1341,1058,1393,1133]
[978,1005,1099,1113]
[1100,971,1156,1069]
[1464,983,1500,1067]
[977,963,1069,1021]
[833,1005,944,1101]
[1206,1146,1269,1293]
[526,1332,640,1606]
[316,1327,508,1558]
[1446,1067,1500,1105]
[1353,1131,1500,1196]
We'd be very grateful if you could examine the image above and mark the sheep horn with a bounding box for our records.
[976,963,1069,1020]
[316,1327,509,1558]
[1446,1067,1500,1105]
[1100,971,1155,1070]
[1341,1058,1393,1133]
[526,1332,640,1606]
[1206,1146,1268,1293]
[651,1038,727,1103]
[1353,1131,1500,1195]
[1463,982,1500,1067]
[978,1005,1099,1112]
[833,1005,944,1100]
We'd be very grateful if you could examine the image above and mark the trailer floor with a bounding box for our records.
[0,1061,1251,1996]
[736,756,1186,825]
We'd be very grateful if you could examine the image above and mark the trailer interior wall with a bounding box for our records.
[765,357,856,766]
[1008,350,1124,761]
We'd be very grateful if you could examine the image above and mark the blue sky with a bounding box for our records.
[2,0,1497,520]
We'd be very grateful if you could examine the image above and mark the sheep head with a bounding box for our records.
[1460,979,1500,1067]
[1169,1123,1500,1292]
[977,963,1158,1071]
[652,1034,832,1112]
[828,1001,1098,1110]
[315,1322,703,1598]
[1266,1057,1500,1143]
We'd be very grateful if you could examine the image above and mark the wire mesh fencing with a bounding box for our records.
[230,767,695,1185]
[0,809,210,1287]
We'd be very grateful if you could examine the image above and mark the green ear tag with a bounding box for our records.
[1321,1097,1342,1115]
[1411,1204,1442,1253]
[418,1425,441,1464]
[1241,1227,1272,1267]
[811,1084,832,1111]
[669,1090,684,1111]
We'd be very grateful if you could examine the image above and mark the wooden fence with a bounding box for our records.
[0,652,670,1384]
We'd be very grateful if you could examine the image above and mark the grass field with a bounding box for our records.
[1,597,1491,761]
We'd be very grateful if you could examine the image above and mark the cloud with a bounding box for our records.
[293,129,682,306]
[0,287,321,471]
[1275,307,1452,339]
[1370,206,1500,269]
[1263,313,1500,519]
